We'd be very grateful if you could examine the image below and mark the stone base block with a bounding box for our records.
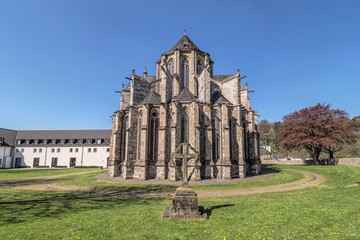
[108,165,120,177]
[156,166,166,180]
[249,163,261,175]
[204,166,212,179]
[222,166,232,180]
[189,167,201,181]
[163,186,207,219]
[134,166,146,180]
[239,165,245,178]
[168,167,177,181]
[122,165,134,179]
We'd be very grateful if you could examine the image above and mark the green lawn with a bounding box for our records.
[0,168,103,180]
[1,165,360,239]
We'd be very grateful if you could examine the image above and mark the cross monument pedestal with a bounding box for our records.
[163,143,207,219]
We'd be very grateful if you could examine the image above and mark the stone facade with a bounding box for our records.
[108,34,261,181]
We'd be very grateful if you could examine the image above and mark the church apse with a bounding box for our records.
[108,33,261,180]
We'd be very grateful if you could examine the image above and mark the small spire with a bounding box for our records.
[237,68,240,74]
[132,69,135,75]
[143,65,148,77]
[184,29,186,36]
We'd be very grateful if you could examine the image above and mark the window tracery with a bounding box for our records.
[149,112,159,162]
[212,111,221,161]
[122,117,128,161]
[196,60,202,75]
[137,112,142,160]
[181,109,189,143]
[181,58,189,90]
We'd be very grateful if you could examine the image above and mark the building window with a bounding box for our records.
[21,149,24,153]
[33,158,40,167]
[181,109,189,143]
[149,112,159,162]
[169,59,175,95]
[88,148,91,153]
[70,158,76,167]
[181,58,189,90]
[17,139,21,145]
[194,78,198,96]
[168,59,174,75]
[16,149,19,152]
[106,148,110,152]
[93,148,97,153]
[97,139,102,144]
[75,148,79,153]
[51,158,58,167]
[39,148,42,153]
[212,111,221,161]
[137,112,142,160]
[122,117,128,161]
[57,148,60,153]
[51,148,55,153]
[69,148,73,153]
[196,60,202,75]
[33,148,37,153]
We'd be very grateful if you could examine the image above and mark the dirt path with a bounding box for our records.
[3,168,326,197]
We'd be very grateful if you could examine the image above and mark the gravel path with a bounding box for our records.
[4,169,325,197]
[95,171,275,185]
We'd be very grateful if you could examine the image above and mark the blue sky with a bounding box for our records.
[1,0,359,130]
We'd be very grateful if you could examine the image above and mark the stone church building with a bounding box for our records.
[108,34,261,181]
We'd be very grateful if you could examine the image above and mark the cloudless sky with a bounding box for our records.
[1,0,359,130]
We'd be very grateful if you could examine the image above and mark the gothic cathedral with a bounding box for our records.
[108,34,261,181]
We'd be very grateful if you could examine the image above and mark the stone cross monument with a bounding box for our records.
[163,142,207,219]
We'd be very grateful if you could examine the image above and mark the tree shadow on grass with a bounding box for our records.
[260,164,282,175]
[0,190,165,226]
[0,179,44,189]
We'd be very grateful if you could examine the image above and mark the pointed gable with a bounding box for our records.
[141,90,161,105]
[211,91,232,105]
[177,88,196,102]
[169,35,201,52]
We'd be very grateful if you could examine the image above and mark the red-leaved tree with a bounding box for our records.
[280,103,358,164]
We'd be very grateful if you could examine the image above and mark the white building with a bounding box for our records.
[0,128,111,169]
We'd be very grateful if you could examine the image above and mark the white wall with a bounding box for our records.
[14,146,110,168]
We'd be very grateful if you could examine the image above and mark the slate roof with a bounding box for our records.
[213,74,237,83]
[176,88,196,102]
[141,90,161,105]
[211,91,232,105]
[16,130,112,140]
[169,35,201,52]
[135,75,157,83]
[0,128,17,147]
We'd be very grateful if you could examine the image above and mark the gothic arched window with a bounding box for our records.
[212,111,221,161]
[168,59,174,75]
[196,60,202,75]
[137,112,142,160]
[168,59,175,95]
[181,109,189,143]
[122,117,128,161]
[194,78,198,96]
[181,58,189,90]
[149,112,159,162]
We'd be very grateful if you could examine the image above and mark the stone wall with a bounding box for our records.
[132,78,150,106]
[262,159,305,165]
[337,158,360,167]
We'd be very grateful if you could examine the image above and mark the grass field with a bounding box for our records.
[0,168,102,179]
[0,165,359,239]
